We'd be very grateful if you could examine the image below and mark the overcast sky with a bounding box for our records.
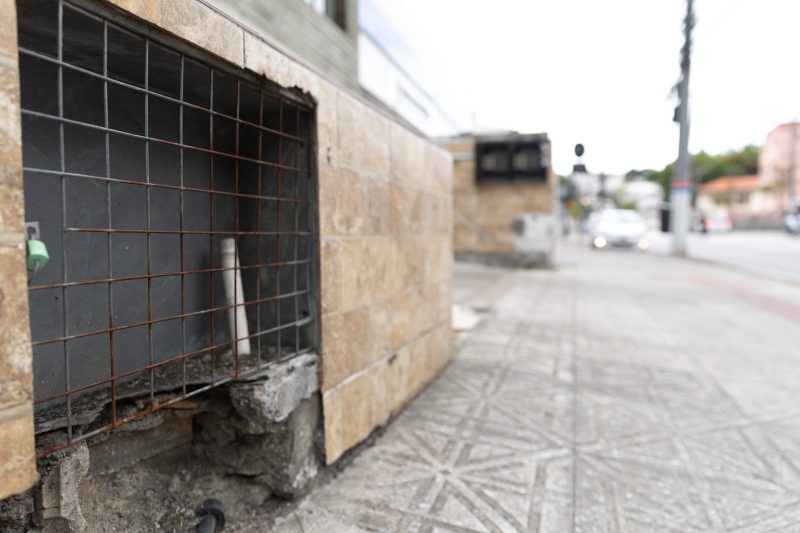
[370,0,800,176]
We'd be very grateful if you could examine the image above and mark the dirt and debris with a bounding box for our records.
[79,447,282,532]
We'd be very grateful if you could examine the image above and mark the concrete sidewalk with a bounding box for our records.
[272,245,800,532]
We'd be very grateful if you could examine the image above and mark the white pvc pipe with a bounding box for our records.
[221,238,251,356]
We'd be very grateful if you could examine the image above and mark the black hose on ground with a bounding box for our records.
[195,498,225,532]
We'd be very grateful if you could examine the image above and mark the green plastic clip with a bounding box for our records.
[26,239,49,273]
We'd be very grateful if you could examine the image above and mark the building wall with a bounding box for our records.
[211,0,359,92]
[0,0,38,500]
[759,122,800,208]
[0,0,453,497]
[442,137,554,256]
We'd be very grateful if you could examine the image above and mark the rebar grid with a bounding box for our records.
[17,0,317,457]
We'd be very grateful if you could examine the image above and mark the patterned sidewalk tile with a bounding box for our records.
[274,248,800,532]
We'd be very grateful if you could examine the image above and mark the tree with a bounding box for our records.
[628,145,759,201]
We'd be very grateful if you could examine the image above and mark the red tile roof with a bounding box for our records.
[699,175,758,194]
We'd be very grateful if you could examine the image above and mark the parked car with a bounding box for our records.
[589,209,649,250]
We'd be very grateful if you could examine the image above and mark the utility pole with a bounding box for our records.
[671,0,695,256]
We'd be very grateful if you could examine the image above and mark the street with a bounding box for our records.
[271,242,800,532]
[648,230,800,285]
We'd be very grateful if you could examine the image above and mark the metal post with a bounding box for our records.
[671,0,694,256]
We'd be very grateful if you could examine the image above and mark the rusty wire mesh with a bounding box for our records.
[17,0,318,457]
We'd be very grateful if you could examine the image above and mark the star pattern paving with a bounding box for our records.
[276,254,800,532]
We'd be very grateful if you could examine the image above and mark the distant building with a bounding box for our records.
[440,132,556,265]
[696,174,785,229]
[697,175,758,223]
[758,122,800,211]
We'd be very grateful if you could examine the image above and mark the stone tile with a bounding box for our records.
[385,344,413,410]
[322,361,389,463]
[392,238,424,293]
[0,59,23,234]
[315,80,338,165]
[243,32,320,98]
[286,63,320,99]
[0,65,23,238]
[0,0,18,61]
[368,299,392,362]
[320,306,370,391]
[338,238,393,309]
[109,0,244,66]
[389,285,439,350]
[425,236,453,284]
[389,123,425,185]
[433,194,453,237]
[336,92,389,176]
[366,177,389,236]
[318,165,368,237]
[243,32,292,87]
[425,144,453,194]
[406,188,426,236]
[0,183,24,236]
[320,386,344,464]
[0,404,36,500]
[388,183,427,237]
[0,244,33,412]
[428,322,453,374]
[387,181,407,236]
[319,239,339,315]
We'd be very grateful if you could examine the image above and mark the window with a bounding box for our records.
[475,139,549,182]
[18,0,318,456]
[304,0,346,29]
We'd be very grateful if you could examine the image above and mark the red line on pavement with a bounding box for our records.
[691,277,800,323]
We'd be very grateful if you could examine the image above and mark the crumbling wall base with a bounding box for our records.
[0,354,322,530]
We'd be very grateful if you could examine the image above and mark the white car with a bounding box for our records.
[589,209,649,250]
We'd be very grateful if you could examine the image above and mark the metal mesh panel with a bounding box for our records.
[17,0,318,456]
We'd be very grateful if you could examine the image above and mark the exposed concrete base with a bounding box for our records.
[194,395,322,498]
[34,442,90,533]
[0,354,323,529]
[194,353,322,497]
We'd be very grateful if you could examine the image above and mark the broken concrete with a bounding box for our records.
[34,442,90,533]
[194,396,322,498]
[229,353,318,432]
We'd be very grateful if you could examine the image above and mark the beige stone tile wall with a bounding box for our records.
[0,0,37,500]
[18,0,453,467]
[315,100,453,464]
[443,137,554,255]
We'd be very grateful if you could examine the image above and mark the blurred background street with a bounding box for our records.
[647,230,800,285]
[273,241,800,532]
[7,0,800,530]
